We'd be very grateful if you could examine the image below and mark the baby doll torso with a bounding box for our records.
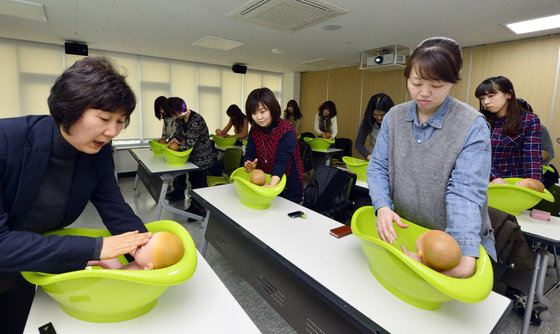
[87,231,183,270]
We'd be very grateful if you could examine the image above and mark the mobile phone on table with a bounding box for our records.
[287,211,305,218]
[530,209,551,221]
[39,322,57,334]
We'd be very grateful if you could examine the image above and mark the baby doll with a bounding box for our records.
[87,231,184,270]
[401,230,462,272]
[515,178,545,192]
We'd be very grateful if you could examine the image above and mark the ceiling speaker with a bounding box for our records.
[65,42,88,56]
[232,63,247,74]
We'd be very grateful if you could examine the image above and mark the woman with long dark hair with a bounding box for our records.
[215,104,248,142]
[475,76,542,184]
[314,100,338,139]
[355,93,395,160]
[368,37,495,278]
[283,100,303,134]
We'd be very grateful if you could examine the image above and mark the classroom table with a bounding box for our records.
[515,210,560,333]
[192,184,512,334]
[129,148,201,221]
[311,147,344,166]
[23,251,260,334]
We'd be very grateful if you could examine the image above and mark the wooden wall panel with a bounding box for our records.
[362,68,407,109]
[449,48,471,103]
[327,66,362,145]
[300,70,328,134]
[550,50,560,168]
[468,37,560,128]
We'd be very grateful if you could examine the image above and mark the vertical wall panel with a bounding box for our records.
[327,66,362,143]
[300,70,328,134]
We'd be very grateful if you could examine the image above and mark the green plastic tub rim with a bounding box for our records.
[21,220,197,286]
[162,146,193,166]
[303,137,335,150]
[148,139,166,156]
[210,134,238,147]
[488,177,554,215]
[351,206,493,308]
[230,167,287,209]
[342,156,368,181]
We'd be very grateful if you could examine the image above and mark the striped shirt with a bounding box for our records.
[244,119,304,203]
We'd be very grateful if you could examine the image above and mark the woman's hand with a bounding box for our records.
[100,231,152,260]
[439,256,476,278]
[244,158,258,173]
[215,128,222,135]
[367,155,372,161]
[490,178,507,185]
[375,207,408,244]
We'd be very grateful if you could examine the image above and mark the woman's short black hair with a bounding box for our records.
[154,96,168,120]
[362,93,395,133]
[48,57,136,134]
[318,100,337,118]
[245,88,281,126]
[165,97,187,117]
[404,37,462,84]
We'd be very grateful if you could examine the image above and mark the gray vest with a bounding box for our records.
[386,98,494,247]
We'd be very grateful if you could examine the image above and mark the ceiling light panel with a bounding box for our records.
[0,0,47,22]
[505,14,560,34]
[192,36,245,51]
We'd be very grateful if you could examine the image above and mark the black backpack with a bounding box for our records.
[297,139,314,174]
[303,166,356,223]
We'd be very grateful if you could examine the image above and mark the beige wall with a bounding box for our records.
[300,36,560,165]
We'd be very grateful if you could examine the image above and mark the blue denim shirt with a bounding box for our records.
[367,96,496,259]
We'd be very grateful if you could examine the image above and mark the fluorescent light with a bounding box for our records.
[0,0,47,22]
[505,14,560,34]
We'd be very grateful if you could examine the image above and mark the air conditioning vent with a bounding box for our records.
[228,0,348,32]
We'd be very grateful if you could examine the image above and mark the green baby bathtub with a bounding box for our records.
[487,177,554,216]
[162,146,193,166]
[351,206,493,310]
[148,139,166,156]
[230,167,286,209]
[342,156,368,182]
[303,137,335,150]
[210,134,238,148]
[21,220,197,323]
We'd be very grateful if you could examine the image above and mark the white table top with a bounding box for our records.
[516,210,560,245]
[194,185,511,334]
[24,251,259,334]
[311,147,343,154]
[129,148,199,174]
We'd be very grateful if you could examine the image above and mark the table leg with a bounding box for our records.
[545,246,560,296]
[133,173,139,191]
[521,245,543,334]
[154,177,171,221]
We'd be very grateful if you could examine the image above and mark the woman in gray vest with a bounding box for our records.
[366,37,496,278]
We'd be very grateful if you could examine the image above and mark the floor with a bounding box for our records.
[71,176,560,334]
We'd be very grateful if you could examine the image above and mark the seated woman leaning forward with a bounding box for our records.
[475,76,542,185]
[367,37,496,279]
[88,232,184,270]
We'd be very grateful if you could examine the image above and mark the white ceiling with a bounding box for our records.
[1,0,560,73]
